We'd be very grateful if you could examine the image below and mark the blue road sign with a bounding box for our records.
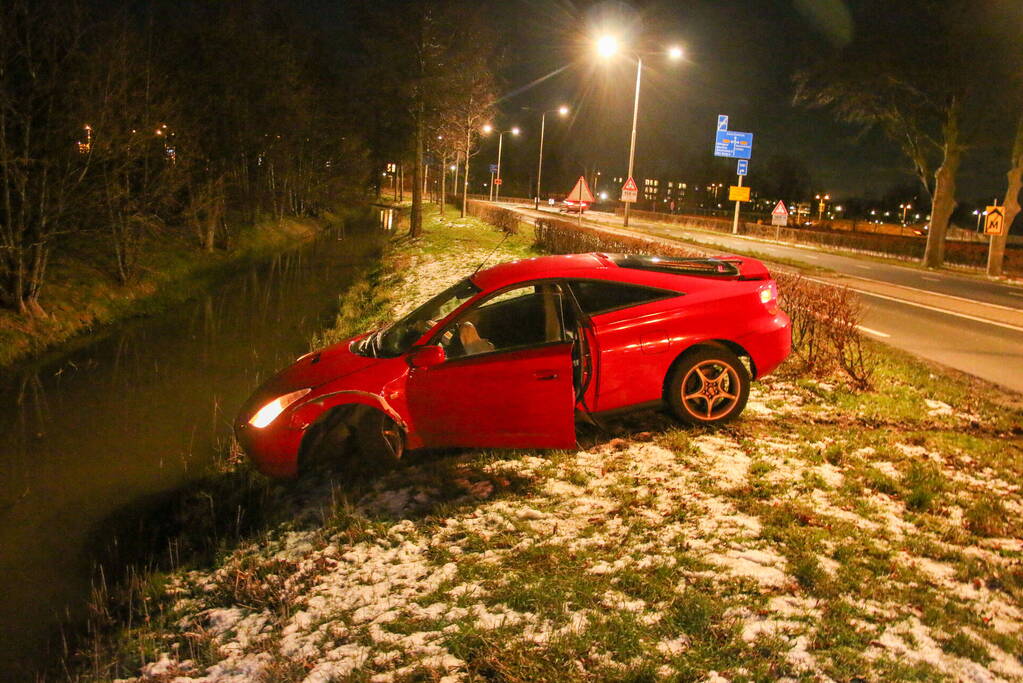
[717,114,729,132]
[714,130,753,159]
[737,159,748,176]
[489,163,499,174]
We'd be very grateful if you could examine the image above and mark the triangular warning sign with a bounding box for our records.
[772,200,789,217]
[567,175,595,203]
[623,177,638,193]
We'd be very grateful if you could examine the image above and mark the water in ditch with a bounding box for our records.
[0,208,392,677]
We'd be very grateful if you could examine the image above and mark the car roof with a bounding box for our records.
[470,253,611,291]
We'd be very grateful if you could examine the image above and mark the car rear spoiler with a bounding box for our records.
[603,253,772,280]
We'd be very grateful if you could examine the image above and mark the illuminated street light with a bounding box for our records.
[974,209,987,232]
[597,36,684,227]
[597,35,619,58]
[815,193,830,220]
[483,125,521,201]
[899,203,912,224]
[529,104,570,209]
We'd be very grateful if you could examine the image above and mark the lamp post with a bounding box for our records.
[899,203,912,225]
[483,124,520,202]
[597,37,683,228]
[815,193,830,221]
[529,105,569,210]
[974,209,987,232]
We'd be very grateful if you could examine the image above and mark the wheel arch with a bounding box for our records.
[296,391,407,472]
[661,338,755,402]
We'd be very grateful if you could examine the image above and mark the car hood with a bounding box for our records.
[237,335,381,422]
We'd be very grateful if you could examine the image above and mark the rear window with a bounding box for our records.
[609,254,741,277]
[569,280,677,315]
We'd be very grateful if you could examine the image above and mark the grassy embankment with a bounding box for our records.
[71,206,1023,682]
[0,209,355,369]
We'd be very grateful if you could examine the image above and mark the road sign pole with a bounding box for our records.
[624,56,643,228]
[731,175,743,234]
[495,132,505,202]
[985,204,1008,276]
[535,111,546,211]
[988,232,1007,276]
[489,171,495,201]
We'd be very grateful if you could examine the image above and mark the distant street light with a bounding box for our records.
[899,203,912,225]
[815,193,830,220]
[483,125,520,201]
[597,36,684,227]
[526,105,570,210]
[974,209,987,232]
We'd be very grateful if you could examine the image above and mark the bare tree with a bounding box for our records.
[795,0,1007,269]
[0,0,88,315]
[989,112,1023,276]
[77,19,182,283]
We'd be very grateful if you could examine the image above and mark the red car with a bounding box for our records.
[235,253,791,478]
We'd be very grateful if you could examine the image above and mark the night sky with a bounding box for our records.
[468,0,1018,204]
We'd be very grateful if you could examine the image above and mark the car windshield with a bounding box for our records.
[365,278,479,357]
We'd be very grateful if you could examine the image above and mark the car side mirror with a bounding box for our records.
[408,345,445,368]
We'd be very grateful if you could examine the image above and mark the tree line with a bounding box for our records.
[795,0,1022,274]
[0,0,499,318]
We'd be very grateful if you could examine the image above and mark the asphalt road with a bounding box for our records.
[497,201,1023,395]
[854,292,1023,392]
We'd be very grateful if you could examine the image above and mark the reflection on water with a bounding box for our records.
[378,207,395,231]
[0,210,384,677]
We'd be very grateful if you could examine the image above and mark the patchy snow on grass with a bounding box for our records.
[101,220,1023,682]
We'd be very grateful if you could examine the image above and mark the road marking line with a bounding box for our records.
[802,255,819,260]
[921,276,940,281]
[1008,291,1023,297]
[821,283,1023,334]
[854,265,873,270]
[829,273,1023,313]
[857,325,891,338]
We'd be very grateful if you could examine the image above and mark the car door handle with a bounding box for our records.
[534,370,559,381]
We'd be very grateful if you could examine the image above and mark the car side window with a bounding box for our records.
[568,280,676,316]
[438,283,566,359]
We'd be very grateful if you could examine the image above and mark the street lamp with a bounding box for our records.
[899,203,912,225]
[527,105,570,210]
[815,193,830,220]
[483,125,520,202]
[974,209,987,232]
[597,36,684,228]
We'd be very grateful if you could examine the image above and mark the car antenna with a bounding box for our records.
[472,232,511,276]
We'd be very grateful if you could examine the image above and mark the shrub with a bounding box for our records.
[464,200,524,234]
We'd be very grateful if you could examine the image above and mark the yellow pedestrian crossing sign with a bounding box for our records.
[984,205,1006,236]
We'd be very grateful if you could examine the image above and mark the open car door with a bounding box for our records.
[406,283,577,450]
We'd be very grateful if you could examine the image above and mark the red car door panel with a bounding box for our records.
[406,342,576,449]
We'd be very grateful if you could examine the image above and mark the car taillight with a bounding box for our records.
[758,282,779,311]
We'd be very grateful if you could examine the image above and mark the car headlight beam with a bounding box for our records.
[248,388,311,428]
